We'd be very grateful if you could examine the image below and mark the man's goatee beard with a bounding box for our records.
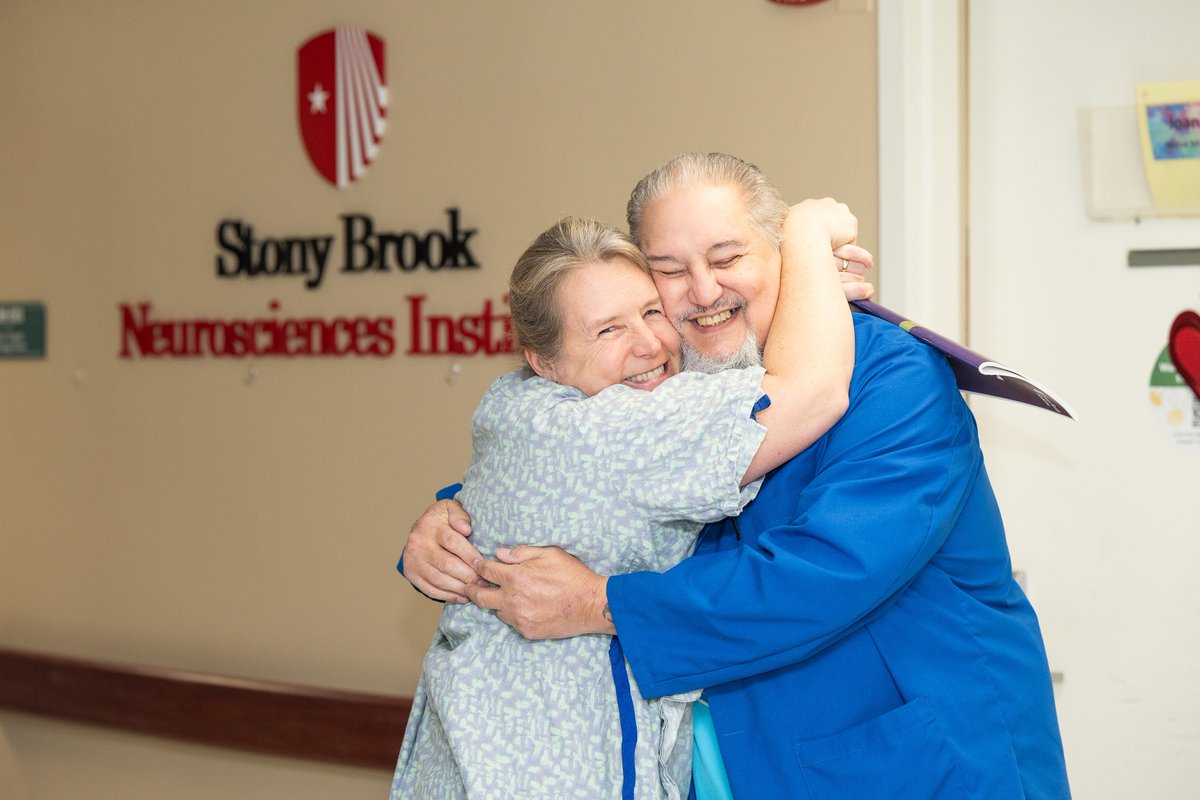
[679,329,763,374]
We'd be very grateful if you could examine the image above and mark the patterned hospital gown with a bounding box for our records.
[391,366,769,800]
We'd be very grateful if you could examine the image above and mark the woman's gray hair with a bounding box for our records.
[626,152,789,250]
[509,216,647,367]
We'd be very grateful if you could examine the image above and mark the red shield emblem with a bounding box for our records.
[297,28,388,188]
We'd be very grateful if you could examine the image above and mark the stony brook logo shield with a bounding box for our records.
[297,28,388,188]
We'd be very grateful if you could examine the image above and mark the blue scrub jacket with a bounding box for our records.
[607,314,1070,799]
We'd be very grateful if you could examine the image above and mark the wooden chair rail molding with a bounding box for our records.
[0,647,412,770]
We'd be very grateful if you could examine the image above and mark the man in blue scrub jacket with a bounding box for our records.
[402,153,1070,798]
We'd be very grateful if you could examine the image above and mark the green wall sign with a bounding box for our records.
[0,302,46,358]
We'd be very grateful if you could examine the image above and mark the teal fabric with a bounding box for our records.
[692,701,734,800]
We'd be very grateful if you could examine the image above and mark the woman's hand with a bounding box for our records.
[781,199,875,301]
[834,242,875,301]
[782,198,858,252]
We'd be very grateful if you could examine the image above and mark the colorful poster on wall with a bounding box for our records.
[0,302,45,359]
[1136,80,1200,212]
[1149,344,1199,453]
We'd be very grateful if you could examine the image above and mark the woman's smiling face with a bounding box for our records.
[528,256,681,397]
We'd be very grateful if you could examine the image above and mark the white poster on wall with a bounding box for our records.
[1149,343,1200,452]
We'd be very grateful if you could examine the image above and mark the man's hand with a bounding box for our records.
[400,499,481,603]
[465,546,614,640]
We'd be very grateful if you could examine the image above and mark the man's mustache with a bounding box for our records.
[672,296,746,329]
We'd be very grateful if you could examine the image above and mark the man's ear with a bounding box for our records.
[525,348,556,381]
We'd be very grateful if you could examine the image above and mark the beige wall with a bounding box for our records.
[0,723,32,800]
[0,1,877,796]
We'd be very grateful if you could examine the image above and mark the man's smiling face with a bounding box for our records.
[638,182,781,368]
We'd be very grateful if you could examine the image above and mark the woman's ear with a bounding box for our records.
[525,348,556,381]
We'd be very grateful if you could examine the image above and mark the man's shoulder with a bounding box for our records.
[851,312,943,369]
[847,312,961,408]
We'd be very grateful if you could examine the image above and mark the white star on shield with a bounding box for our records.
[307,83,329,114]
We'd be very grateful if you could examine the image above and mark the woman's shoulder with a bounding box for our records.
[471,369,591,450]
[577,366,767,427]
[640,365,767,399]
[476,368,585,420]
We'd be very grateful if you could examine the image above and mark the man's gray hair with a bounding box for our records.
[508,216,647,368]
[626,152,789,250]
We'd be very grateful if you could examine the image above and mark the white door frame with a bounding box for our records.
[877,0,967,340]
